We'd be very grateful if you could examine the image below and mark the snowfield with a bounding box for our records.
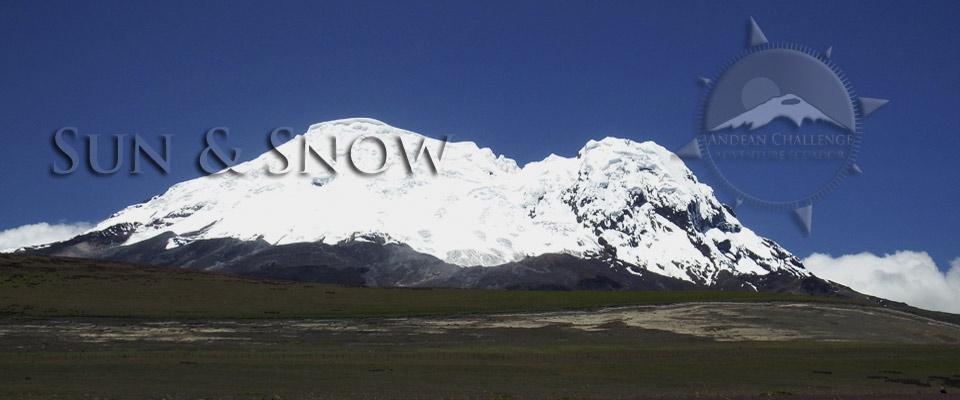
[89,118,807,285]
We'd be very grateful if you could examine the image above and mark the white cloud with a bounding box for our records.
[0,222,92,252]
[803,251,960,314]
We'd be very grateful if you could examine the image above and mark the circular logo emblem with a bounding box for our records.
[677,18,887,235]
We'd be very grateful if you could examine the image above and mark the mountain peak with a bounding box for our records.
[34,120,809,289]
[306,117,392,132]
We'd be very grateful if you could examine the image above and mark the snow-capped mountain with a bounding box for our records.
[30,118,825,292]
[711,93,844,131]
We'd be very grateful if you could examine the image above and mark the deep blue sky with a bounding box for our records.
[1,0,957,269]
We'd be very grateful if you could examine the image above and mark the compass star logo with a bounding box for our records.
[677,17,888,236]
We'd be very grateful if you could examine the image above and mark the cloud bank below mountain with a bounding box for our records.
[0,222,92,252]
[804,251,960,313]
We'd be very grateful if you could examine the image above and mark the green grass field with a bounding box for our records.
[2,253,959,399]
[2,338,959,399]
[0,253,855,319]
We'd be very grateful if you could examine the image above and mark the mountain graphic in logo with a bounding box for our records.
[710,93,844,131]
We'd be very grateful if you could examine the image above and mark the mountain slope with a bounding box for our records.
[28,118,816,292]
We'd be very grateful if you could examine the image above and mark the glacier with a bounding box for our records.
[79,118,808,286]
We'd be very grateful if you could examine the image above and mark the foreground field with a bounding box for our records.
[1,310,959,399]
[1,254,959,399]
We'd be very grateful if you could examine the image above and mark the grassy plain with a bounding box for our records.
[1,253,959,399]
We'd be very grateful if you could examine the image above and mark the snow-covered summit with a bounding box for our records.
[85,118,806,284]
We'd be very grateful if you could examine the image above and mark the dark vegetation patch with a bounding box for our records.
[0,253,868,319]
